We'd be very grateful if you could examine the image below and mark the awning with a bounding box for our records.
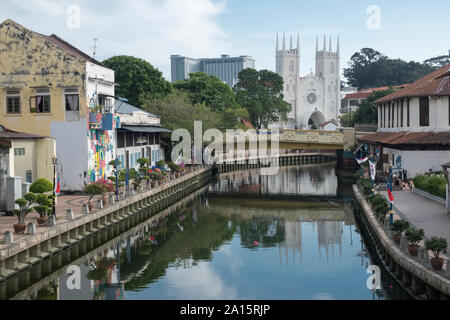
[119,125,172,133]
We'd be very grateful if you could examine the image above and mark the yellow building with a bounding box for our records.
[0,124,55,183]
[0,19,117,191]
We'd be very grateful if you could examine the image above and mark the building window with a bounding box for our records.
[30,90,51,113]
[6,90,21,114]
[388,104,391,128]
[26,170,32,183]
[391,102,394,128]
[117,132,125,148]
[419,97,429,126]
[14,148,25,156]
[400,99,404,127]
[407,98,410,127]
[65,93,79,111]
[396,101,399,127]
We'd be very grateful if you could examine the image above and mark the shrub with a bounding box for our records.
[374,201,389,218]
[425,237,448,260]
[360,178,372,195]
[137,157,150,167]
[167,161,180,172]
[15,192,37,224]
[84,181,110,203]
[405,228,424,246]
[34,193,53,218]
[29,178,53,194]
[413,174,447,199]
[390,219,410,236]
[156,160,166,167]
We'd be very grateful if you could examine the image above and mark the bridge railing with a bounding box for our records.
[277,129,344,145]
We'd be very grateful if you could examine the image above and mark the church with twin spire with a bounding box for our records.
[274,33,341,130]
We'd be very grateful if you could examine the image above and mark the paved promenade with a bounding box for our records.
[379,190,450,245]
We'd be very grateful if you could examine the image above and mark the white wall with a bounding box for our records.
[378,96,450,132]
[51,118,88,191]
[383,147,450,178]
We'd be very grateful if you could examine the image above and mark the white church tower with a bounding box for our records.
[276,33,300,129]
[315,35,340,126]
[273,33,341,130]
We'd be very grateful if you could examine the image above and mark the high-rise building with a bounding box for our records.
[170,54,255,87]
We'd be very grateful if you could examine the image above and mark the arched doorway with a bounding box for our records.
[308,110,326,129]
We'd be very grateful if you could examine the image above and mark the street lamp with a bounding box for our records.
[52,155,57,216]
[114,157,119,201]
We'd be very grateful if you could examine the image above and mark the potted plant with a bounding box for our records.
[13,192,37,233]
[84,182,108,211]
[425,237,448,271]
[34,193,53,226]
[97,179,114,204]
[405,228,424,256]
[390,219,410,245]
[29,178,53,194]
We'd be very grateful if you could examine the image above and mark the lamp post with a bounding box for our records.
[52,155,57,216]
[114,157,119,201]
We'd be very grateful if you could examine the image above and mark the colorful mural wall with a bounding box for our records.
[87,112,120,182]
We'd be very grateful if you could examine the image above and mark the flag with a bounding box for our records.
[387,189,394,204]
[356,156,368,165]
[369,160,376,181]
[55,174,61,196]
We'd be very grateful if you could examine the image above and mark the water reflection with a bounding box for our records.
[209,163,338,196]
[4,164,412,300]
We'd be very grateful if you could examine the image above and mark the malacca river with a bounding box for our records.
[5,162,412,300]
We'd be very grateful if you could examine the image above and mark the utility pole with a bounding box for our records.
[92,38,98,59]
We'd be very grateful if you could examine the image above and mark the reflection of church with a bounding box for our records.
[273,33,341,129]
[279,220,303,264]
[317,221,343,261]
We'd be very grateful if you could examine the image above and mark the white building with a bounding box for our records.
[114,101,170,170]
[358,64,450,178]
[274,33,341,129]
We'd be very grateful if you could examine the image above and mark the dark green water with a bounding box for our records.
[8,164,411,300]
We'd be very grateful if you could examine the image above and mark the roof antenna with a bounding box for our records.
[92,38,98,59]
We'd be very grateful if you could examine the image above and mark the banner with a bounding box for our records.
[356,156,368,165]
[55,174,61,196]
[369,160,376,181]
[387,189,394,204]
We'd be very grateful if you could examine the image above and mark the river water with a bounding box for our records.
[6,163,412,300]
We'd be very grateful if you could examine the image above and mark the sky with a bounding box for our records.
[1,0,449,82]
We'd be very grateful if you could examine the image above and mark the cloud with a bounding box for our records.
[0,0,230,79]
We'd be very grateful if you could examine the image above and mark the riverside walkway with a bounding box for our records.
[379,190,450,245]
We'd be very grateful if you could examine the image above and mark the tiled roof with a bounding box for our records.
[358,131,450,146]
[0,125,46,139]
[344,85,408,100]
[375,63,450,103]
[37,33,105,67]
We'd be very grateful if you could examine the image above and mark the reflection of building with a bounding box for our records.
[317,221,343,261]
[279,220,303,264]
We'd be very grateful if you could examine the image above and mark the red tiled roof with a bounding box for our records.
[375,63,450,103]
[344,85,408,100]
[358,131,450,146]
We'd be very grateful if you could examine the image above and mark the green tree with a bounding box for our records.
[173,72,248,130]
[352,88,395,125]
[102,56,171,106]
[343,48,435,89]
[141,89,221,136]
[424,54,450,69]
[234,68,291,128]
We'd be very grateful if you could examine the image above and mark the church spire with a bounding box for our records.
[329,36,332,52]
[323,35,326,52]
[282,32,286,50]
[290,34,293,50]
[315,36,318,53]
[336,36,340,54]
[296,33,300,51]
[276,33,279,51]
